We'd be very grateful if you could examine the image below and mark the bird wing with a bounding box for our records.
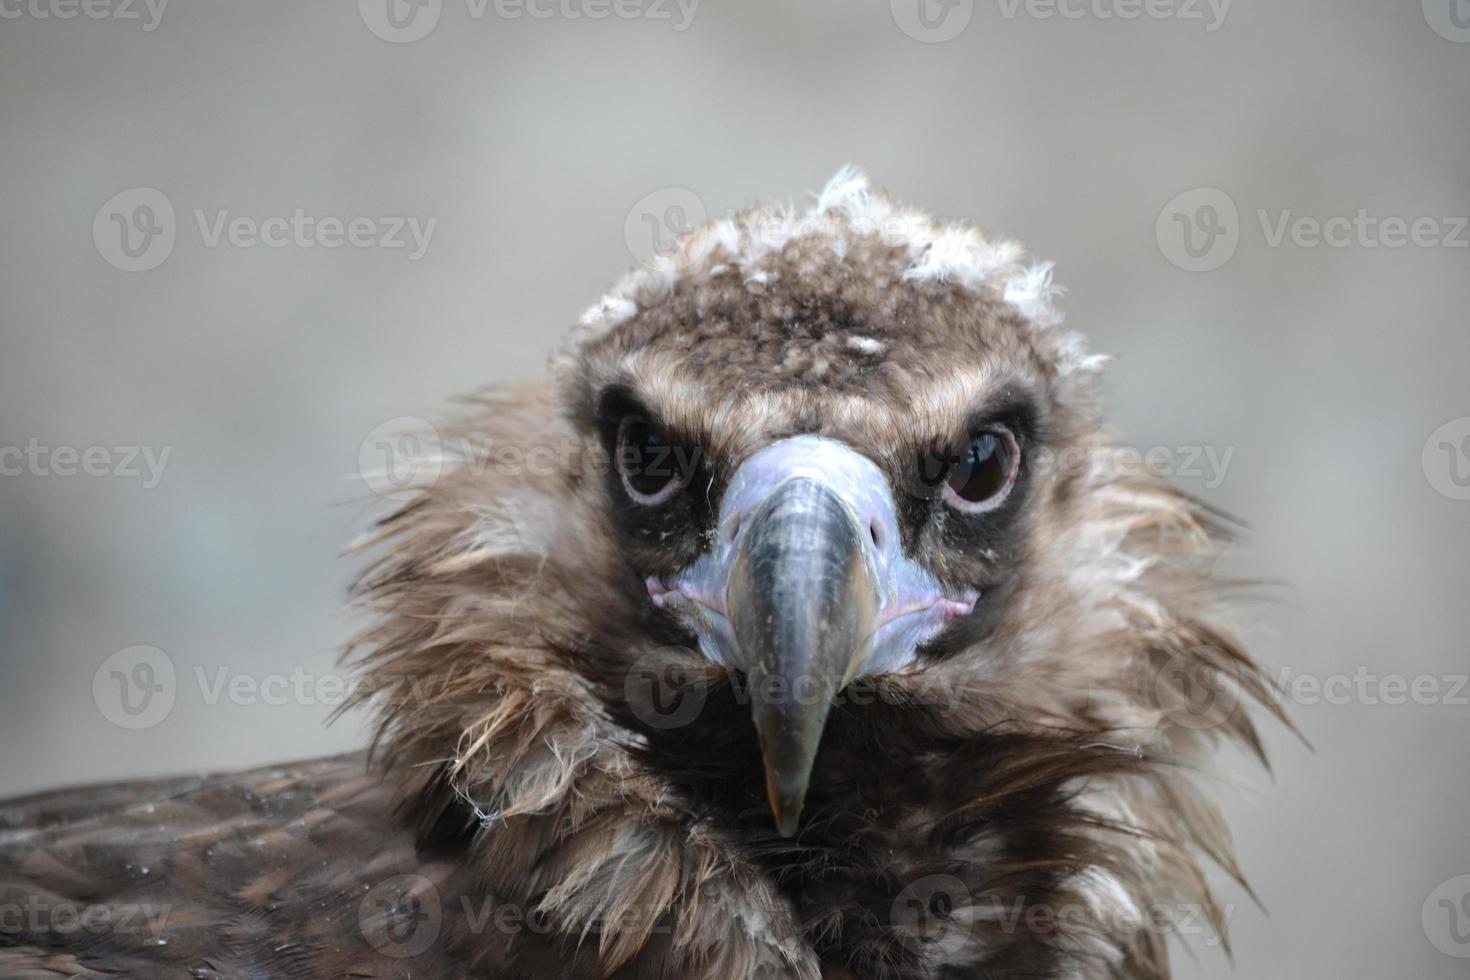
[0,754,512,979]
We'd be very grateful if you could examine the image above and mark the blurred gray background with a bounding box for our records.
[1,0,1467,976]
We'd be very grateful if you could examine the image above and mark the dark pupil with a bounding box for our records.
[948,433,1008,503]
[622,420,676,497]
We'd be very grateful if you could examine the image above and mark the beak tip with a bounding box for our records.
[767,784,807,838]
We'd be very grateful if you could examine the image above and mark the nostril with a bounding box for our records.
[868,519,884,552]
[726,512,743,543]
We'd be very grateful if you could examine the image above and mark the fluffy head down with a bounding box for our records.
[346,169,1286,980]
[561,165,1102,392]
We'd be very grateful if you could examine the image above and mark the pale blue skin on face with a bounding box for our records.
[647,435,978,679]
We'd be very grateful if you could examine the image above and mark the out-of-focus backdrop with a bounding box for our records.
[1,1,1466,976]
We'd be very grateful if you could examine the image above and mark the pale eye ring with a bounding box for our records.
[941,426,1020,513]
[616,415,687,505]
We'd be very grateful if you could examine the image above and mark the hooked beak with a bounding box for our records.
[648,436,979,838]
[726,477,879,837]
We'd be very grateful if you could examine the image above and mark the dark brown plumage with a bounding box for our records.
[0,170,1286,979]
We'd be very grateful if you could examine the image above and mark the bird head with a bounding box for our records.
[348,168,1283,975]
[553,189,1101,836]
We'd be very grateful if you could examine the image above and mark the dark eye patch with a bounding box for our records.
[594,386,717,576]
[883,393,1044,658]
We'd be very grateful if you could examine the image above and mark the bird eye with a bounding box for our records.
[616,416,687,505]
[942,427,1019,512]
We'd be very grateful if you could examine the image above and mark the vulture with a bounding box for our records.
[0,169,1285,980]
